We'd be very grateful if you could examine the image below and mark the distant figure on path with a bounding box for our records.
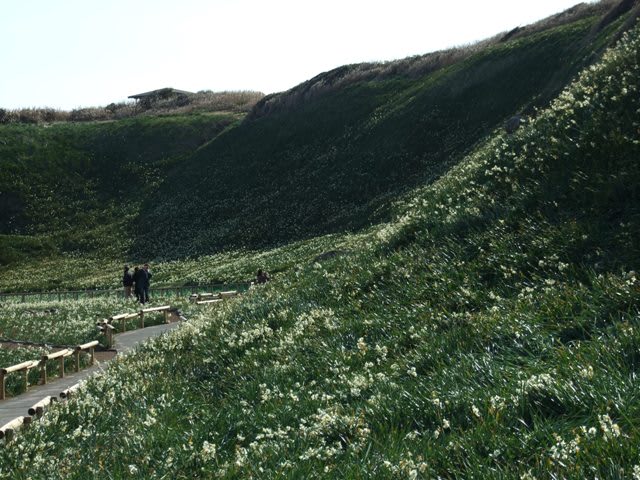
[143,263,152,303]
[122,265,134,298]
[133,266,149,304]
[256,269,270,284]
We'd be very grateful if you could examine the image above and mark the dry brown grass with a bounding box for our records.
[0,91,264,125]
[247,0,625,121]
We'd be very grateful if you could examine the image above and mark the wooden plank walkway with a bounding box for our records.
[0,322,181,428]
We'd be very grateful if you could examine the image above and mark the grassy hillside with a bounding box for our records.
[0,14,638,479]
[0,2,635,292]
[0,3,633,279]
[132,8,630,260]
[0,113,240,266]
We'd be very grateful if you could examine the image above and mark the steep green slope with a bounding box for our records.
[1,18,638,479]
[0,4,631,273]
[133,11,627,259]
[0,113,240,265]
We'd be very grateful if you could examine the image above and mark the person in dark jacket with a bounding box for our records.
[132,267,140,302]
[122,265,134,298]
[256,269,270,284]
[142,263,152,304]
[133,266,148,304]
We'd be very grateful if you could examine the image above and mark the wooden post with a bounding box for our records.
[0,417,28,441]
[28,397,56,417]
[0,373,5,401]
[140,311,145,329]
[40,363,47,385]
[60,383,80,399]
[99,323,115,349]
[74,341,98,370]
[164,310,169,324]
[23,369,28,393]
[40,350,71,382]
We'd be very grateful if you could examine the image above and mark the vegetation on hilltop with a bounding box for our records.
[247,0,628,122]
[0,90,263,125]
[0,15,638,478]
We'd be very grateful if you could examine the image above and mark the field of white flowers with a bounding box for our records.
[0,18,638,480]
[0,296,195,389]
[0,297,133,346]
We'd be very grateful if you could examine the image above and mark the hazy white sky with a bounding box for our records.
[1,0,592,110]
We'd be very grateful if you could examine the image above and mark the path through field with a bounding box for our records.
[0,321,181,428]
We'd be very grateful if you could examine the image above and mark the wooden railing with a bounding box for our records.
[0,380,85,441]
[0,416,31,441]
[74,341,98,373]
[96,305,174,348]
[28,396,57,417]
[191,290,238,305]
[39,349,73,385]
[0,305,187,442]
[1,383,81,441]
[0,361,39,400]
[0,339,101,401]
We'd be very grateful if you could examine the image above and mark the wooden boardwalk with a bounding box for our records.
[0,322,181,428]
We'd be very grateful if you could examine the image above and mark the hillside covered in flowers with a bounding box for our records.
[0,6,639,479]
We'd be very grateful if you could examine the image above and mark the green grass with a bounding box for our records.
[0,9,628,275]
[0,113,240,265]
[135,15,622,260]
[0,15,638,479]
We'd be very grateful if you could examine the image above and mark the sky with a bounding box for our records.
[1,0,593,110]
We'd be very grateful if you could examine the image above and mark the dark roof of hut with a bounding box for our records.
[128,88,193,100]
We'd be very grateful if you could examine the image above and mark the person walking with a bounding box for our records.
[132,266,140,302]
[142,263,152,304]
[133,266,148,305]
[122,265,134,298]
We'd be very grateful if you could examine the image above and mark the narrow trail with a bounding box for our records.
[0,321,181,428]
